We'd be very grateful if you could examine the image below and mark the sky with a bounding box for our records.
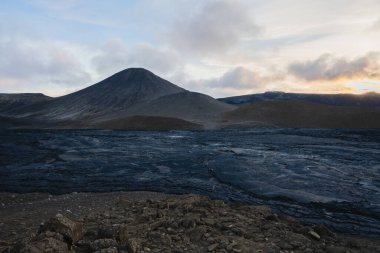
[0,0,380,98]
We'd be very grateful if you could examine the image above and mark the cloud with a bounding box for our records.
[0,38,91,87]
[202,67,267,89]
[91,40,183,78]
[181,66,285,98]
[29,0,116,27]
[91,40,129,76]
[167,0,260,55]
[129,44,183,74]
[372,18,380,30]
[288,52,380,81]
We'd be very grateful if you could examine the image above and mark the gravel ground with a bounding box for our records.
[0,192,379,253]
[0,192,171,242]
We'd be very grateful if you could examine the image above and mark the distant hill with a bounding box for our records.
[0,93,52,113]
[219,91,380,108]
[223,100,380,128]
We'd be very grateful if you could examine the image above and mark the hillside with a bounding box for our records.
[223,100,380,128]
[219,91,380,108]
[0,93,52,113]
[123,91,235,122]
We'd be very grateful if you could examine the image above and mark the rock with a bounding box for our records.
[126,238,141,253]
[181,216,197,228]
[278,241,293,250]
[73,239,92,252]
[148,231,162,241]
[94,247,119,253]
[208,243,219,251]
[207,237,215,243]
[14,237,69,253]
[0,240,11,247]
[178,195,204,207]
[288,233,310,249]
[202,218,216,226]
[226,240,238,251]
[39,213,83,244]
[250,206,272,217]
[97,226,115,239]
[313,225,336,238]
[266,214,280,222]
[325,245,347,253]
[90,238,118,251]
[4,193,379,253]
[119,224,128,244]
[308,230,321,240]
[150,220,165,230]
[171,234,181,241]
[189,226,207,241]
[231,227,246,236]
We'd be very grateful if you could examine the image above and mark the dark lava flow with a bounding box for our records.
[0,129,379,235]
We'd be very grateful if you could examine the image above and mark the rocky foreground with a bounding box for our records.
[0,192,379,253]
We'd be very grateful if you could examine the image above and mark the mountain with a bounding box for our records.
[2,68,380,129]
[223,100,380,128]
[3,68,186,121]
[0,93,52,113]
[219,91,380,108]
[119,91,235,123]
[0,68,235,129]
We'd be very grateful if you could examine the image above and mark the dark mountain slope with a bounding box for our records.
[1,68,235,128]
[223,100,380,128]
[219,91,380,108]
[0,93,52,113]
[122,91,236,122]
[6,68,186,121]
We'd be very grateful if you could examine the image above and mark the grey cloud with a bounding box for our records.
[288,52,380,81]
[167,0,260,55]
[92,41,183,77]
[200,67,281,90]
[0,39,91,86]
[205,67,262,89]
[181,66,285,98]
[129,44,183,74]
[373,18,380,30]
[91,40,129,76]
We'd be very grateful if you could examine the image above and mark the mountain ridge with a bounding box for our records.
[223,100,380,128]
[1,68,380,129]
[219,91,380,108]
[0,68,234,128]
[2,68,187,120]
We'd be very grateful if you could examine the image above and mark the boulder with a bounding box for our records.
[39,213,83,244]
[12,236,69,253]
[90,238,118,251]
[126,238,141,253]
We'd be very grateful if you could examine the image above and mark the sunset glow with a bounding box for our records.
[1,0,379,97]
